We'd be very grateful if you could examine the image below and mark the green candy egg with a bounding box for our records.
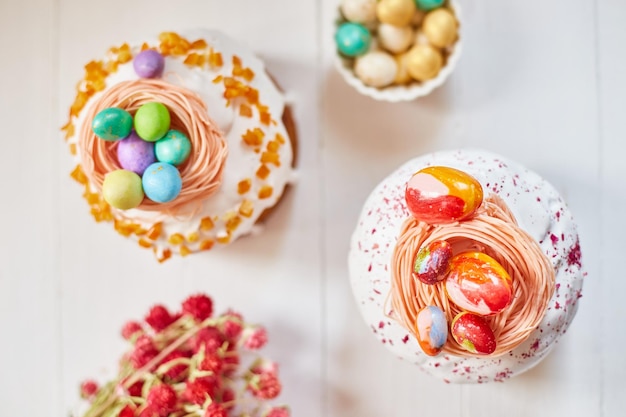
[102,169,144,210]
[134,102,171,142]
[155,129,192,166]
[415,0,445,11]
[91,107,133,141]
[335,22,371,57]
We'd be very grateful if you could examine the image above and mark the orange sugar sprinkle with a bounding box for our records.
[69,143,77,155]
[244,88,259,105]
[141,42,150,51]
[85,192,100,205]
[213,75,223,84]
[158,249,172,263]
[224,213,242,232]
[266,140,280,153]
[187,232,200,243]
[232,55,242,68]
[256,165,271,180]
[242,128,264,147]
[239,200,254,218]
[258,185,273,199]
[261,151,280,166]
[168,233,184,245]
[70,165,87,185]
[216,234,231,244]
[259,111,271,126]
[179,245,191,257]
[200,217,215,231]
[199,239,215,251]
[135,228,147,236]
[239,103,253,118]
[275,133,286,144]
[190,39,208,50]
[138,239,152,249]
[209,49,223,68]
[117,43,132,63]
[184,53,201,66]
[241,67,255,82]
[238,178,252,194]
[147,222,163,240]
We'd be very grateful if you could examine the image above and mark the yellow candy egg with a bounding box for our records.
[378,23,414,54]
[423,8,458,48]
[376,0,416,27]
[394,53,412,84]
[406,44,443,81]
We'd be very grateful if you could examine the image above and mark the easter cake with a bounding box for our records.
[75,293,290,417]
[62,30,296,261]
[348,149,584,383]
[334,0,461,100]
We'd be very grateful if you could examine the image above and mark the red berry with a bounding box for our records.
[204,403,228,417]
[222,344,239,376]
[145,305,177,332]
[123,379,144,397]
[121,321,143,340]
[146,384,177,417]
[160,350,189,381]
[220,388,235,410]
[221,310,243,340]
[243,327,268,350]
[249,373,281,399]
[189,327,224,354]
[130,336,158,369]
[183,376,220,405]
[265,407,290,417]
[118,405,136,417]
[80,379,99,400]
[182,294,213,321]
[198,352,223,374]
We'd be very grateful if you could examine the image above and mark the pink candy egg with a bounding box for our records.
[413,240,453,285]
[405,166,483,224]
[445,252,513,315]
[451,312,496,355]
[415,306,448,356]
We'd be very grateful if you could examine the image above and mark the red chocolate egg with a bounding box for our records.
[413,240,453,285]
[445,252,513,315]
[405,166,483,224]
[451,312,496,355]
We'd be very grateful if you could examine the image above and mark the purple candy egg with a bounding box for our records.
[117,131,156,175]
[133,50,165,78]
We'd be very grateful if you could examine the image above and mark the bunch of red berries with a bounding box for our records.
[78,294,290,417]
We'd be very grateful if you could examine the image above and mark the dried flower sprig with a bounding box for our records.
[77,294,290,417]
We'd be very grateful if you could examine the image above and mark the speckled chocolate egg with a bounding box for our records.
[376,0,416,27]
[423,8,458,48]
[413,240,453,285]
[354,51,398,88]
[341,0,377,24]
[451,312,497,355]
[378,23,414,54]
[405,44,443,81]
[393,53,412,84]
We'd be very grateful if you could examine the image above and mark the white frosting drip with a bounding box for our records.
[68,30,294,254]
[348,149,584,383]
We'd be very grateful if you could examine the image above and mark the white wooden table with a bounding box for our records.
[0,0,623,415]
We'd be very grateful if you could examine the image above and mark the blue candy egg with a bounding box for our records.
[92,107,133,141]
[416,305,448,356]
[335,22,371,57]
[142,162,182,203]
[155,129,192,166]
[415,0,445,11]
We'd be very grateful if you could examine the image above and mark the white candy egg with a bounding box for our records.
[354,51,398,88]
[341,0,377,24]
[378,23,414,54]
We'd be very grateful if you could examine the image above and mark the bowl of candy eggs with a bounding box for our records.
[334,0,461,102]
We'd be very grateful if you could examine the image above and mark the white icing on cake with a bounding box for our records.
[348,149,584,383]
[67,30,295,257]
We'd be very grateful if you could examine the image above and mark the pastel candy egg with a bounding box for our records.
[413,240,453,285]
[133,49,165,78]
[378,23,414,54]
[117,131,156,175]
[134,102,171,142]
[405,166,483,224]
[415,306,448,356]
[415,0,445,11]
[335,22,372,57]
[377,0,416,27]
[91,107,132,141]
[405,44,443,81]
[142,162,182,203]
[451,312,496,355]
[354,51,398,88]
[341,0,377,24]
[155,129,192,166]
[423,8,458,48]
[102,169,144,210]
[445,252,513,315]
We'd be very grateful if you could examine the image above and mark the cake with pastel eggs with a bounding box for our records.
[348,149,584,383]
[62,30,296,262]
